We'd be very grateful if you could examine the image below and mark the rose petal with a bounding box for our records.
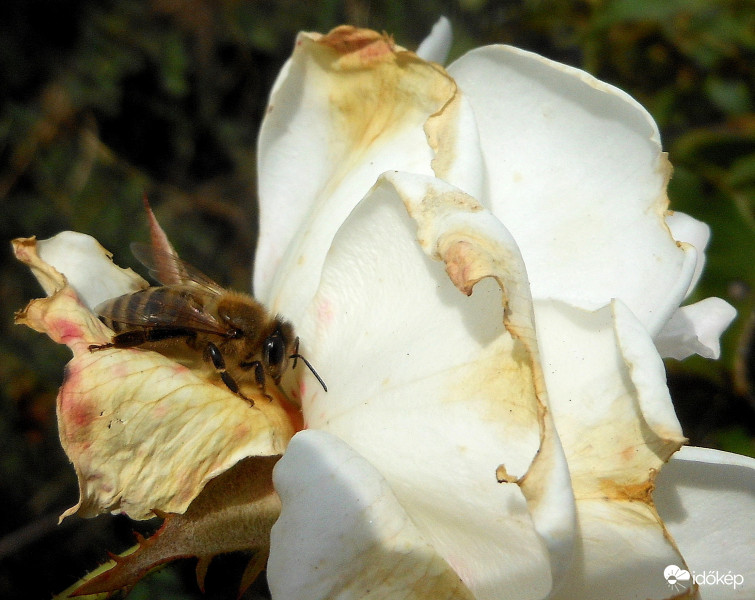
[255,26,485,326]
[665,211,711,296]
[551,500,690,600]
[381,171,577,587]
[14,237,294,520]
[613,300,685,440]
[655,298,737,360]
[58,342,293,520]
[448,46,696,336]
[269,430,477,600]
[416,16,453,64]
[654,446,755,599]
[14,233,147,309]
[535,299,685,485]
[255,27,452,307]
[286,172,580,598]
[534,299,688,598]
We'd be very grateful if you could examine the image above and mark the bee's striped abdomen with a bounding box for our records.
[96,288,184,332]
[94,287,211,334]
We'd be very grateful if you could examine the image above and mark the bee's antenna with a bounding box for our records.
[290,338,327,392]
[291,354,327,392]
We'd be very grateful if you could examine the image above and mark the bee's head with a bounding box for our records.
[261,320,327,393]
[261,320,296,383]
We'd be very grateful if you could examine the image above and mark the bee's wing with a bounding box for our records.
[131,242,226,294]
[94,287,232,336]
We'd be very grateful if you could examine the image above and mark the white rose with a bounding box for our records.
[255,20,751,600]
[14,19,753,600]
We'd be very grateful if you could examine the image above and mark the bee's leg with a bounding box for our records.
[204,342,256,406]
[252,361,274,402]
[238,358,273,402]
[89,328,197,351]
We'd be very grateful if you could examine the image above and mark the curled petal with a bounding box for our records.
[449,46,695,336]
[665,211,711,296]
[535,299,687,598]
[15,233,148,310]
[613,300,686,440]
[14,235,126,354]
[269,430,476,600]
[654,446,755,599]
[255,26,452,312]
[535,299,684,488]
[255,26,484,324]
[396,171,577,583]
[282,172,577,598]
[14,236,294,520]
[655,298,737,360]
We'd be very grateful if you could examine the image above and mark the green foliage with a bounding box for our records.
[1,0,753,598]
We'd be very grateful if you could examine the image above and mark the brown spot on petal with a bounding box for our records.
[317,26,396,67]
[598,477,654,503]
[444,241,477,296]
[297,27,455,173]
[12,236,37,264]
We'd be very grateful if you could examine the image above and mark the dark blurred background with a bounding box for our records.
[1,1,753,598]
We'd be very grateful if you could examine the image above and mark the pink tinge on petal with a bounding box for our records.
[55,341,295,520]
[14,234,296,522]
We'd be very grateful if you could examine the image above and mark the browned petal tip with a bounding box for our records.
[11,236,39,265]
[496,463,516,483]
[318,25,397,64]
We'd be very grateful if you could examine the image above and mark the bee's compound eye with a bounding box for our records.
[264,333,285,367]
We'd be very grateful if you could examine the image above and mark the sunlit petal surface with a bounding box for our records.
[269,430,477,600]
[16,233,147,309]
[664,212,711,296]
[270,172,577,599]
[255,27,453,317]
[655,446,755,599]
[255,26,485,325]
[535,299,688,599]
[448,46,697,337]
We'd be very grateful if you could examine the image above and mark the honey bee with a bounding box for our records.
[89,242,326,405]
